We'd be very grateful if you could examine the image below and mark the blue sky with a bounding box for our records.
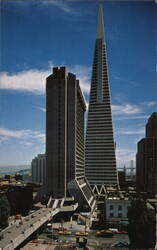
[0,0,156,169]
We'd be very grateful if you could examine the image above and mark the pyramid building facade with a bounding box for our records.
[85,5,118,195]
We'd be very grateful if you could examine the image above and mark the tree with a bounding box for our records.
[0,194,10,229]
[127,199,156,249]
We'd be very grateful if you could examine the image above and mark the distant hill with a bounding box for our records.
[0,165,31,175]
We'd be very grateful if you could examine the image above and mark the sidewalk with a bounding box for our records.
[52,221,90,233]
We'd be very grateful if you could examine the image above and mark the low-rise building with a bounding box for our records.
[105,197,131,227]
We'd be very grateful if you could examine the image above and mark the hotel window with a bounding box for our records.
[118,213,122,218]
[118,205,122,211]
[110,205,113,210]
[109,213,114,218]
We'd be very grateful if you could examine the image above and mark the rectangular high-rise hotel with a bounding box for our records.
[46,67,95,209]
[85,5,118,195]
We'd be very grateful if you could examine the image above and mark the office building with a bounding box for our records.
[136,112,157,196]
[118,171,126,189]
[85,4,118,195]
[31,154,46,185]
[46,67,95,209]
[146,112,157,138]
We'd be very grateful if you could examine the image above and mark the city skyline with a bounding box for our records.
[0,1,156,168]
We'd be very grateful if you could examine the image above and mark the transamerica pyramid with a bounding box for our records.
[85,4,119,195]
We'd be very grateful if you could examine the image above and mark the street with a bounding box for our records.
[38,221,129,249]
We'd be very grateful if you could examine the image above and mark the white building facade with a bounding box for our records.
[105,198,131,225]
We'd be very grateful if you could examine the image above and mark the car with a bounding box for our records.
[28,210,34,215]
[120,231,128,234]
[31,239,39,243]
[58,231,71,235]
[77,221,85,225]
[64,231,71,235]
[96,230,114,238]
[75,232,88,236]
[113,241,129,247]
[108,228,119,233]
[58,231,64,235]
[15,214,22,220]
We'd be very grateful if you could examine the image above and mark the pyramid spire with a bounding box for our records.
[85,4,119,195]
[96,4,104,40]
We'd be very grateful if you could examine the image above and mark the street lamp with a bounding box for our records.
[84,215,87,234]
[84,204,88,235]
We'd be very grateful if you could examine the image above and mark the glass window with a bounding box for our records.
[118,205,122,211]
[110,205,113,210]
[109,213,114,218]
[118,213,122,218]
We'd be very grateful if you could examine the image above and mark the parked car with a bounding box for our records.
[58,230,71,235]
[120,231,128,234]
[75,232,88,236]
[77,221,85,225]
[108,228,119,233]
[96,230,114,238]
[113,241,129,247]
[15,214,22,220]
